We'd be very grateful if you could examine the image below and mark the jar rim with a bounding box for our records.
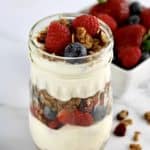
[28,13,114,61]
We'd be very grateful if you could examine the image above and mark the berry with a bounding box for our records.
[114,123,126,137]
[115,24,146,50]
[141,8,150,30]
[141,52,150,61]
[97,14,117,32]
[127,15,140,25]
[89,0,130,24]
[48,119,63,129]
[75,110,94,126]
[58,109,75,125]
[118,46,142,69]
[58,109,93,126]
[45,22,71,55]
[43,106,57,120]
[64,42,87,63]
[92,105,106,121]
[130,2,142,15]
[72,15,99,36]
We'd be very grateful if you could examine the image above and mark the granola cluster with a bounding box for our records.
[144,111,150,124]
[129,144,142,150]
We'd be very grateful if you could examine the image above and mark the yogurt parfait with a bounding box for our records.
[28,13,114,150]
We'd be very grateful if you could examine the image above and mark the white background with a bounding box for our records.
[0,0,96,107]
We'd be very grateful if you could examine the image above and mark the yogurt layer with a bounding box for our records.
[29,112,112,150]
[30,51,111,101]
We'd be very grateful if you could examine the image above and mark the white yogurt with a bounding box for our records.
[30,52,111,101]
[29,112,112,150]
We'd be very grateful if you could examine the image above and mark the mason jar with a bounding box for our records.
[28,13,114,150]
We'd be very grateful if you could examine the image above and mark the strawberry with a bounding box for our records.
[97,13,117,32]
[72,15,99,36]
[115,24,146,51]
[58,109,93,126]
[118,46,142,69]
[45,21,71,55]
[48,119,63,129]
[141,8,150,30]
[89,0,129,24]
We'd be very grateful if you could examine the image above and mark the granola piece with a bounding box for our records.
[121,118,133,126]
[76,27,93,49]
[76,27,86,42]
[59,18,70,26]
[92,38,102,52]
[144,111,150,124]
[133,131,141,142]
[100,31,109,45]
[129,144,142,150]
[116,110,129,121]
[84,34,93,49]
[37,28,47,43]
[71,33,75,43]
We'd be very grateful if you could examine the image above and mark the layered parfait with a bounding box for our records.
[28,14,113,150]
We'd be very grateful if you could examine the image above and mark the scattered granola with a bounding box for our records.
[121,118,133,126]
[116,110,129,121]
[144,111,150,124]
[133,131,141,142]
[129,143,142,150]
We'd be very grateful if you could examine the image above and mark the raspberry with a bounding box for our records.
[118,46,142,69]
[57,109,75,125]
[97,14,117,32]
[89,0,129,24]
[45,22,71,55]
[75,110,94,126]
[115,24,146,50]
[48,119,62,129]
[141,8,150,30]
[58,109,93,126]
[72,15,99,36]
[114,123,126,137]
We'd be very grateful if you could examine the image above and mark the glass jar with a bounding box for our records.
[28,13,114,150]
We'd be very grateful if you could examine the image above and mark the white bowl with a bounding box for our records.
[80,1,150,98]
[111,58,150,97]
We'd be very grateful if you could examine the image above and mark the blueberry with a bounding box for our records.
[43,106,57,120]
[141,52,150,61]
[127,15,140,25]
[64,42,87,63]
[130,2,142,15]
[92,105,106,122]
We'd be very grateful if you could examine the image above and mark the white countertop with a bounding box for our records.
[0,0,150,149]
[1,87,150,150]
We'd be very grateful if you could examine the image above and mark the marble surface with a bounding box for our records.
[0,0,150,150]
[0,87,150,150]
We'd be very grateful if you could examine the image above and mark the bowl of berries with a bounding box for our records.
[84,0,150,97]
